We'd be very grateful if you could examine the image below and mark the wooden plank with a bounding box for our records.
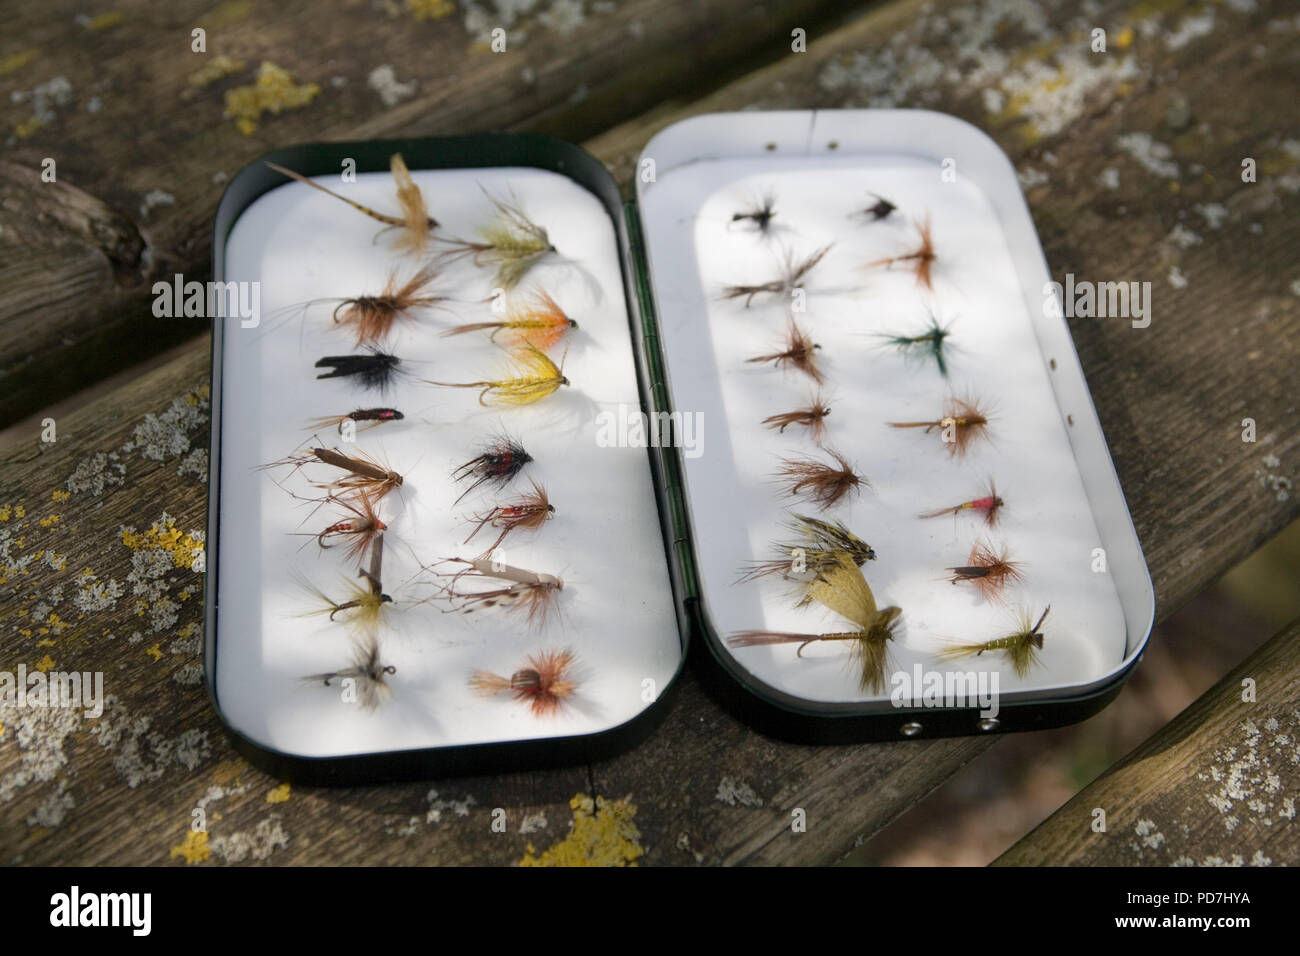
[0,0,854,425]
[994,617,1300,866]
[2,0,1298,866]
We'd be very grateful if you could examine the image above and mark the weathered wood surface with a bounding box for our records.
[0,0,854,425]
[995,617,1300,866]
[2,0,1298,865]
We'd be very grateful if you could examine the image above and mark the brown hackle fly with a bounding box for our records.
[464,479,554,552]
[774,447,865,509]
[946,539,1025,603]
[469,647,578,717]
[427,555,563,628]
[888,394,992,459]
[747,318,823,384]
[762,393,831,441]
[867,215,936,288]
[721,243,833,307]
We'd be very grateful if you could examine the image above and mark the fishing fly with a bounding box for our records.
[437,189,556,289]
[721,243,833,307]
[868,215,937,288]
[306,408,405,435]
[729,554,902,694]
[737,513,875,584]
[314,349,403,392]
[729,189,777,234]
[946,539,1025,602]
[918,478,1004,526]
[774,447,866,509]
[469,647,578,717]
[464,479,554,552]
[747,318,823,384]
[302,631,396,710]
[762,393,831,441]
[888,394,992,458]
[426,555,563,628]
[327,265,450,346]
[293,570,392,630]
[266,153,437,255]
[879,311,954,377]
[451,432,532,505]
[424,343,569,406]
[440,288,578,351]
[266,444,404,502]
[853,192,897,223]
[936,606,1050,678]
[302,491,387,563]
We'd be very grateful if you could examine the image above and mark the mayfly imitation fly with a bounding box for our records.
[469,648,578,717]
[853,192,897,223]
[879,312,953,377]
[266,153,437,255]
[762,393,832,442]
[464,479,554,552]
[937,606,1051,678]
[440,288,578,351]
[303,491,387,563]
[266,444,404,502]
[888,394,992,459]
[427,555,563,628]
[451,432,532,505]
[774,447,866,509]
[729,554,902,694]
[437,189,556,289]
[918,478,1004,526]
[293,571,392,629]
[314,349,402,392]
[306,408,405,435]
[747,318,823,384]
[424,343,569,406]
[721,243,833,307]
[946,539,1025,603]
[868,215,937,289]
[302,632,396,710]
[737,513,875,584]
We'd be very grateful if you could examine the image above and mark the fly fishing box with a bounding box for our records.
[206,109,1155,784]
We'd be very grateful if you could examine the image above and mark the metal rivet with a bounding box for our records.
[828,140,839,150]
[1067,414,1075,425]
[765,142,777,151]
[1049,358,1057,370]
[977,717,1000,732]
[900,721,923,737]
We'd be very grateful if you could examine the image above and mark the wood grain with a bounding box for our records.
[0,0,853,425]
[1,0,1297,866]
[995,617,1300,866]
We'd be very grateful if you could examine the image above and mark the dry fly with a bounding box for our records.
[266,444,404,502]
[853,192,897,223]
[294,571,393,630]
[303,492,387,563]
[437,189,556,289]
[888,394,992,459]
[729,190,777,234]
[440,288,578,351]
[328,265,451,346]
[424,343,569,406]
[774,447,865,509]
[762,393,832,442]
[937,606,1050,678]
[266,153,437,255]
[452,432,532,504]
[737,513,875,584]
[879,312,953,377]
[302,632,396,710]
[314,349,403,392]
[464,479,554,552]
[306,407,405,435]
[747,319,823,384]
[428,555,563,628]
[919,478,1004,526]
[729,554,902,694]
[946,539,1025,602]
[721,243,833,307]
[868,215,936,288]
[469,647,578,717]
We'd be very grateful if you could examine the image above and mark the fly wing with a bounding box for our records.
[805,554,878,630]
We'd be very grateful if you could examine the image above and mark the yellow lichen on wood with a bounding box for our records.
[1115,26,1135,49]
[0,49,39,76]
[120,517,204,570]
[146,644,163,661]
[34,655,55,672]
[86,11,124,30]
[188,54,246,89]
[266,783,291,804]
[170,829,211,864]
[51,490,70,503]
[223,62,320,136]
[518,794,644,867]
[408,0,455,20]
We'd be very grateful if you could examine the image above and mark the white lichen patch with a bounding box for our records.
[1116,132,1180,179]
[425,787,476,824]
[1165,9,1216,51]
[209,814,289,862]
[1164,224,1202,249]
[177,448,208,483]
[26,778,75,828]
[139,189,175,220]
[519,811,547,834]
[66,451,127,496]
[715,775,763,807]
[1168,266,1188,289]
[88,696,213,788]
[1194,203,1228,230]
[367,65,417,107]
[1097,167,1120,190]
[127,394,208,462]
